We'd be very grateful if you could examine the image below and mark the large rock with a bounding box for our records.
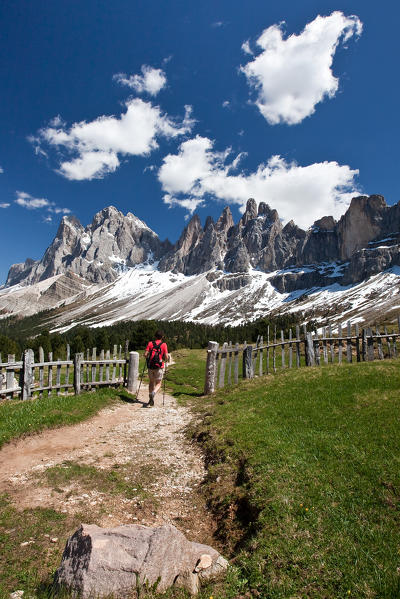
[54,523,228,597]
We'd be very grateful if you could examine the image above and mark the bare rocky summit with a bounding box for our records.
[157,194,400,291]
[6,206,170,287]
[6,195,400,291]
[3,194,400,326]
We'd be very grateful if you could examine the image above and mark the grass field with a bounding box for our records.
[174,358,400,599]
[1,352,399,598]
[0,387,131,449]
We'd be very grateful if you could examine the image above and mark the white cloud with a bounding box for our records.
[0,167,3,173]
[241,40,253,55]
[241,11,362,125]
[0,202,10,208]
[15,191,70,214]
[113,65,167,96]
[59,151,120,181]
[164,194,204,214]
[158,136,360,227]
[15,192,50,209]
[222,100,230,108]
[34,99,194,181]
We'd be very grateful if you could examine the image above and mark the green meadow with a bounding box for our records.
[0,350,399,598]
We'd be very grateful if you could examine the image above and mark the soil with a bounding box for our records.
[0,381,218,548]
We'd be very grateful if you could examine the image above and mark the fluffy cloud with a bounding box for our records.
[158,136,359,228]
[0,203,10,208]
[113,65,167,96]
[241,40,253,56]
[0,166,3,173]
[15,191,70,214]
[33,99,193,180]
[59,151,120,181]
[241,11,362,125]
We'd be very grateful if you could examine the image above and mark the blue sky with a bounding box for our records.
[0,0,399,284]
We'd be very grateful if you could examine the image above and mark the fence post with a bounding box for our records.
[204,341,219,394]
[347,321,352,363]
[367,327,375,361]
[306,332,315,366]
[355,323,360,362]
[219,342,228,388]
[124,340,129,385]
[7,354,16,398]
[127,351,139,394]
[21,349,34,400]
[74,353,83,395]
[243,345,254,379]
[362,329,367,361]
[234,343,239,384]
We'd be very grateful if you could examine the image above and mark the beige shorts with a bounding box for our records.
[148,368,164,382]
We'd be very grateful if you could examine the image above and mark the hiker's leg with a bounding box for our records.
[148,370,156,395]
[150,370,164,397]
[153,380,162,395]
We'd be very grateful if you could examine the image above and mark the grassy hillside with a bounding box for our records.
[0,388,129,449]
[0,354,399,598]
[172,358,400,598]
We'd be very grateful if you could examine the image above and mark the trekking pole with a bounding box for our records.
[163,363,167,407]
[136,360,147,401]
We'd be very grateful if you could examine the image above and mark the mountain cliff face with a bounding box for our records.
[5,195,400,298]
[159,194,400,290]
[6,206,170,287]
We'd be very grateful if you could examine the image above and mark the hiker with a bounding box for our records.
[144,330,169,406]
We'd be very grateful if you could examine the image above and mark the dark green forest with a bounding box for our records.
[0,310,309,361]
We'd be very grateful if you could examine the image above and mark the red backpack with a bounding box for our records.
[147,340,163,369]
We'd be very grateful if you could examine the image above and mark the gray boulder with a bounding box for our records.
[54,523,228,597]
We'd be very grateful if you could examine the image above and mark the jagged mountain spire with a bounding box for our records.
[5,195,400,290]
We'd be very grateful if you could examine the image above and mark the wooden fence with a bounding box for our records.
[0,344,140,401]
[204,318,400,394]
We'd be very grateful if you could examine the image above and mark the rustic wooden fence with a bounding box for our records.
[204,318,400,394]
[0,343,140,401]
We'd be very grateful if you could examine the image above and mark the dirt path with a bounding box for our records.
[0,382,217,546]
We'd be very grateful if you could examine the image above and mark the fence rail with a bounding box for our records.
[204,317,400,394]
[0,343,140,401]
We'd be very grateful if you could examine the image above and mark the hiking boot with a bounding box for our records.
[149,392,155,407]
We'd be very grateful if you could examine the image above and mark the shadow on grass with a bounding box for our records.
[36,580,57,599]
[169,389,204,398]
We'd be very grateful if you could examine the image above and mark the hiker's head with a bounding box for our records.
[154,330,164,340]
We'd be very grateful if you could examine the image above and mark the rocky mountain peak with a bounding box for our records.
[90,205,122,228]
[5,195,400,296]
[313,215,336,231]
[204,215,215,231]
[177,214,202,250]
[337,194,389,260]
[241,198,258,225]
[257,202,279,223]
[216,206,234,232]
[56,214,84,244]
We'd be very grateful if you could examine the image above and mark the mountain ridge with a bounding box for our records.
[6,194,400,291]
[2,194,400,329]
